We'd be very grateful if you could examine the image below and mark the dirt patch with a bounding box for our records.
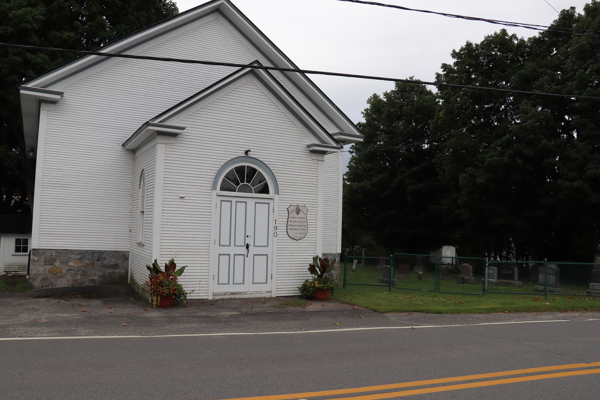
[36,293,103,299]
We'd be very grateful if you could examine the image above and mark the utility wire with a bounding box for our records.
[342,53,600,155]
[335,0,600,38]
[544,0,561,14]
[4,41,600,101]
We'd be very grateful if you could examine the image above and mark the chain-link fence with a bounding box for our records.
[342,253,599,298]
[391,253,436,292]
[488,261,596,297]
[437,256,486,295]
[343,254,393,290]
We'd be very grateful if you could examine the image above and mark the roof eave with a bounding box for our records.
[331,132,364,144]
[19,88,64,155]
[122,122,185,151]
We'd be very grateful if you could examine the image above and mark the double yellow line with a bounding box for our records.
[223,362,600,400]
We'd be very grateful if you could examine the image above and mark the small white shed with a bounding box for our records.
[0,215,32,275]
[18,0,362,297]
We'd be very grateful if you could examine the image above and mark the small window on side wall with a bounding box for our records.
[15,238,29,254]
[138,170,145,243]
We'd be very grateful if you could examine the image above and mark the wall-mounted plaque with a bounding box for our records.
[287,205,308,241]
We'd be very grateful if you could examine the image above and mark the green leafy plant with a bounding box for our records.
[299,256,337,298]
[308,255,335,279]
[146,259,187,307]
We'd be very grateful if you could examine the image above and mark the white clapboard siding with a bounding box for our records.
[322,151,342,254]
[159,76,319,298]
[35,11,341,258]
[128,145,156,292]
[1,236,30,275]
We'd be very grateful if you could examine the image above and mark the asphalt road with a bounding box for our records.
[1,286,599,399]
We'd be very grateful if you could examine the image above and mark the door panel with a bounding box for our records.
[234,202,247,247]
[219,200,232,246]
[217,254,230,285]
[254,202,270,247]
[233,254,245,284]
[252,254,269,284]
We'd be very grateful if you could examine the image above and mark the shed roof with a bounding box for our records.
[0,215,33,235]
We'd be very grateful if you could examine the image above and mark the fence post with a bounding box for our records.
[484,258,489,295]
[435,256,440,292]
[544,258,548,300]
[343,253,347,289]
[389,254,393,292]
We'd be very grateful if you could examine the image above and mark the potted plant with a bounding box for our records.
[298,255,337,300]
[146,259,187,308]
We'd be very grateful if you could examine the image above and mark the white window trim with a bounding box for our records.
[138,170,146,245]
[13,237,29,255]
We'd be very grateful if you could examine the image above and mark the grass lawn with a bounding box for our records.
[0,275,29,293]
[337,264,599,313]
[332,285,600,313]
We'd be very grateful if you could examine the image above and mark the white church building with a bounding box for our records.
[19,0,362,298]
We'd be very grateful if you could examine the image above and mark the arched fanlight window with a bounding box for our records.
[219,165,270,194]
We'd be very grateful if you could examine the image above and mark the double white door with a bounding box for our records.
[214,197,272,293]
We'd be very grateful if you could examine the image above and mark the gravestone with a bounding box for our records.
[486,267,498,282]
[493,264,522,287]
[396,264,410,277]
[440,264,450,279]
[592,265,600,283]
[498,265,518,281]
[459,263,475,284]
[538,265,559,287]
[378,257,387,268]
[535,264,561,293]
[379,265,396,285]
[417,271,424,280]
[351,259,358,273]
[459,263,473,277]
[456,275,465,285]
[590,265,600,297]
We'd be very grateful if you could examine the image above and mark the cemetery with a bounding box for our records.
[342,252,598,298]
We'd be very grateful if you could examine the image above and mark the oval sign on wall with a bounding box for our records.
[287,205,308,241]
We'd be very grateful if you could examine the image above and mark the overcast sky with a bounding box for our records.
[175,0,591,125]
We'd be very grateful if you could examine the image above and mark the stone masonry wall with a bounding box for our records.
[323,253,341,282]
[29,249,128,290]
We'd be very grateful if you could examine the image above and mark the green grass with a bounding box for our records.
[332,286,600,313]
[0,275,29,293]
[337,264,598,313]
[272,300,309,309]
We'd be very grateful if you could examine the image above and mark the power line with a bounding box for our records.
[342,52,600,155]
[335,0,600,38]
[3,41,600,101]
[543,0,561,14]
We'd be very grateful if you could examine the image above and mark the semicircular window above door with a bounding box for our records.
[219,165,270,194]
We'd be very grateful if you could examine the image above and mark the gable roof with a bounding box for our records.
[19,0,362,152]
[122,61,342,152]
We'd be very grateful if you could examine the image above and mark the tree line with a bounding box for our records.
[0,0,179,215]
[344,2,600,262]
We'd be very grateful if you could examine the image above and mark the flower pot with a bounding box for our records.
[313,288,329,300]
[158,296,175,308]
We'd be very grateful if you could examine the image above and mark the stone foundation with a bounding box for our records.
[323,253,341,282]
[29,249,128,290]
